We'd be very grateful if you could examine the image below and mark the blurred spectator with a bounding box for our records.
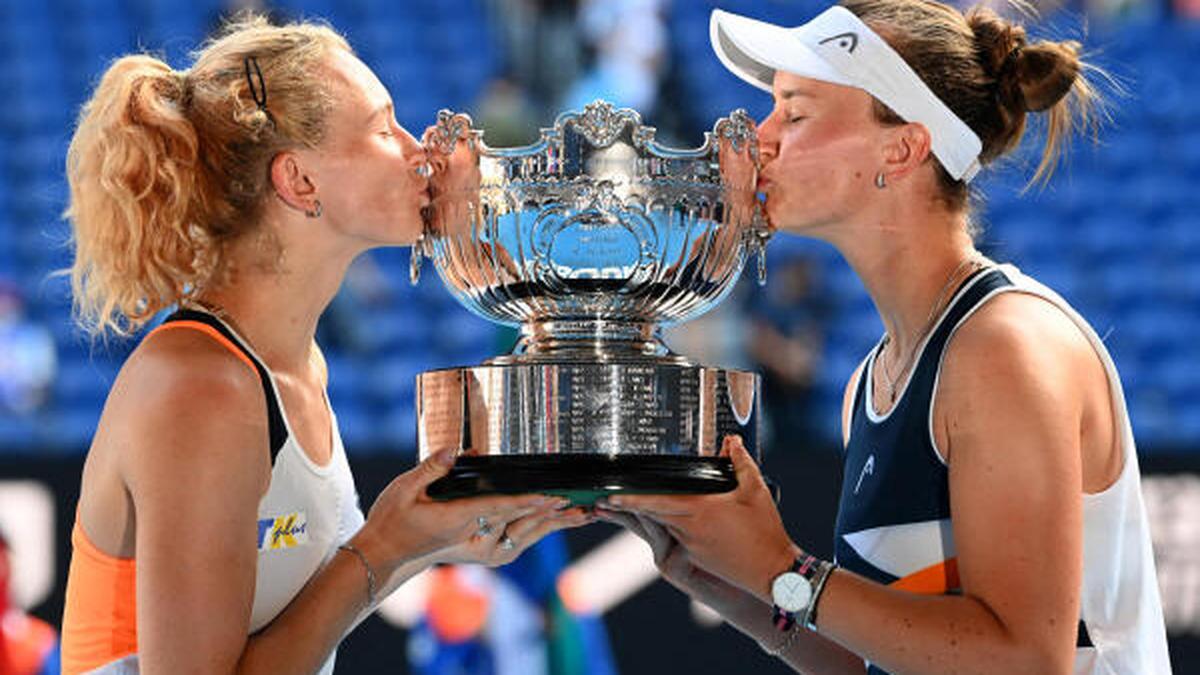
[409,535,616,675]
[0,531,59,675]
[486,0,585,112]
[474,78,542,147]
[563,0,669,116]
[745,256,830,447]
[1175,0,1200,17]
[0,283,56,416]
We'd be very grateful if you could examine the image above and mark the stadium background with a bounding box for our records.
[0,0,1197,672]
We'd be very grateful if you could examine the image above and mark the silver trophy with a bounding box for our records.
[412,100,770,504]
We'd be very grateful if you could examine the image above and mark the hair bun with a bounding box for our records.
[1009,41,1082,112]
[967,7,1080,113]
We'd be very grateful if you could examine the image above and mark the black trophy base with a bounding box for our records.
[426,454,737,506]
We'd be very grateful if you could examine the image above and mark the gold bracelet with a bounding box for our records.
[338,543,378,607]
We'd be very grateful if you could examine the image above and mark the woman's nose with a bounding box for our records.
[400,130,426,164]
[757,115,780,164]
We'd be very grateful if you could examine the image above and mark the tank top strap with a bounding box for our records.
[848,341,881,433]
[903,267,1015,407]
[152,309,289,463]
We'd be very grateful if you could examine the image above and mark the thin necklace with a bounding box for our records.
[877,257,984,404]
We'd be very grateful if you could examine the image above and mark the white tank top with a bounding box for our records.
[995,266,1172,674]
[183,310,365,674]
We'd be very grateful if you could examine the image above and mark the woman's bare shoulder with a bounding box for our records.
[944,291,1092,374]
[97,327,272,491]
[933,291,1100,462]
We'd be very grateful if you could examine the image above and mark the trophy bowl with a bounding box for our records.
[413,100,771,505]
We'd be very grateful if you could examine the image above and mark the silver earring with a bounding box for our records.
[874,172,887,189]
[305,200,322,218]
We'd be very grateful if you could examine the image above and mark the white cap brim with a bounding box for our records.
[710,9,852,94]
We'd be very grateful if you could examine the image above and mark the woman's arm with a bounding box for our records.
[609,298,1090,674]
[596,509,864,674]
[122,339,277,673]
[122,336,573,674]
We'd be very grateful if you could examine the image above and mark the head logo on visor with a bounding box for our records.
[819,32,859,53]
[710,7,982,182]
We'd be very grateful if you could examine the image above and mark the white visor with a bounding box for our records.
[710,6,982,182]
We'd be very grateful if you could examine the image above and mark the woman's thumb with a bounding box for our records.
[412,448,458,487]
[723,435,761,480]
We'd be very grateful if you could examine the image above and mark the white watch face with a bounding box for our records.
[772,571,813,613]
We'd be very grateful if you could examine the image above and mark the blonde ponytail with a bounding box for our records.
[66,55,206,336]
[65,14,350,337]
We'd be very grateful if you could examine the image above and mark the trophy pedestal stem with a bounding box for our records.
[503,319,678,362]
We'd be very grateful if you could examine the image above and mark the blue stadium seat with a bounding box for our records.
[324,354,366,402]
[0,415,39,452]
[330,398,382,452]
[377,402,418,454]
[364,355,423,403]
[41,407,102,450]
[53,358,115,409]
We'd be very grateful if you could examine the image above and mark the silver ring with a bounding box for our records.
[475,516,493,538]
[499,534,515,551]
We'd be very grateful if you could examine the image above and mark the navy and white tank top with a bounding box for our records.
[834,264,1170,674]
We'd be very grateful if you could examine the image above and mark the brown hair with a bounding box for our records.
[841,0,1100,209]
[65,13,351,336]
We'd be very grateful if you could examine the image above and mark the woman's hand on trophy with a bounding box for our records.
[599,436,799,604]
[351,449,576,575]
[594,505,722,598]
[431,501,594,567]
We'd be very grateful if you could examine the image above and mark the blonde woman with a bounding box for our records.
[602,1,1171,673]
[60,15,589,674]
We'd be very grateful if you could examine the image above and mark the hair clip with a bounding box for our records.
[243,55,268,113]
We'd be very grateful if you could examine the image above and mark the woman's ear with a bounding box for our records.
[270,151,320,215]
[879,122,933,183]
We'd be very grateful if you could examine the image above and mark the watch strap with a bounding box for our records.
[801,559,835,632]
[771,552,822,631]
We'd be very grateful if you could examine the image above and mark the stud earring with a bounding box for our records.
[305,200,323,218]
[874,173,887,189]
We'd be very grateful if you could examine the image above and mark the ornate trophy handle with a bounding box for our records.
[417,110,485,288]
[715,109,772,287]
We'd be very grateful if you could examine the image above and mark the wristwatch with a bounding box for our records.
[770,552,834,632]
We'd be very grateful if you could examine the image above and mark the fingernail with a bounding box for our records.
[436,449,457,466]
